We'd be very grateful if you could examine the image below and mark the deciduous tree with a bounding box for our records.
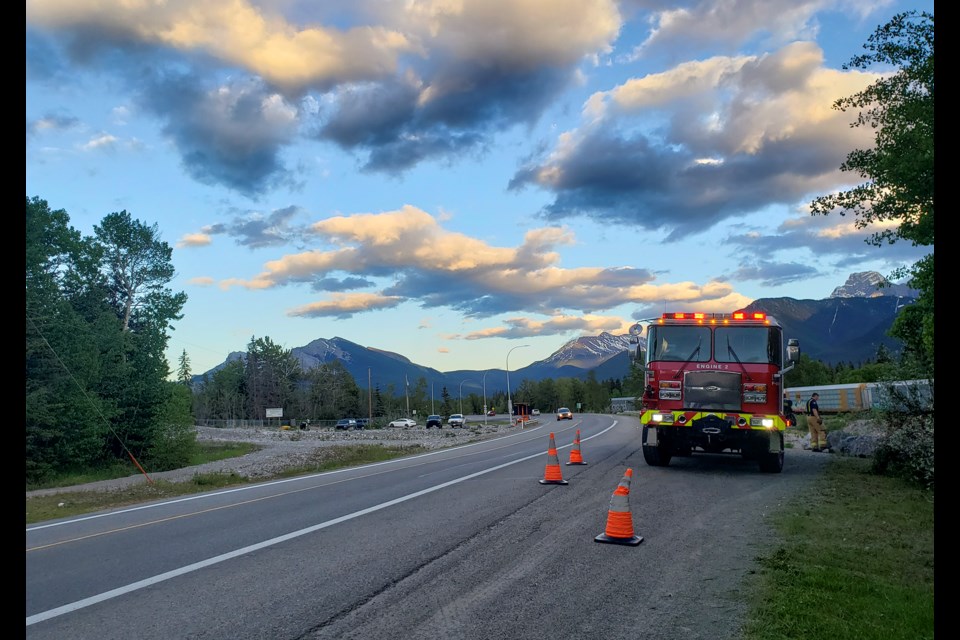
[810,10,934,370]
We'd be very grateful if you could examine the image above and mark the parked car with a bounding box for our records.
[556,407,573,421]
[355,418,369,429]
[425,415,443,429]
[487,410,496,416]
[388,418,416,428]
[335,418,358,430]
[531,409,540,416]
[448,413,466,427]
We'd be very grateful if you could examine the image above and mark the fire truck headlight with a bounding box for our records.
[651,412,674,424]
[749,417,775,428]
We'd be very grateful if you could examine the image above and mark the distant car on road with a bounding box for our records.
[335,418,358,430]
[388,418,416,428]
[448,413,466,427]
[486,410,496,416]
[425,415,443,429]
[531,409,540,416]
[556,407,573,421]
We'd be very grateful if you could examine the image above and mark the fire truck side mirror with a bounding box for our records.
[786,338,800,363]
[629,323,644,361]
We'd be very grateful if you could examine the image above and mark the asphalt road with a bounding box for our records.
[26,414,829,640]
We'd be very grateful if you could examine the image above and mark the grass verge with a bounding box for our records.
[742,456,934,640]
[25,442,429,525]
[25,441,262,492]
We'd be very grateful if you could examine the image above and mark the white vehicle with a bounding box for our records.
[388,418,417,428]
[448,414,466,427]
[531,409,540,416]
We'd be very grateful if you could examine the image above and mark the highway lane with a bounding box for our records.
[27,416,624,636]
[27,415,829,639]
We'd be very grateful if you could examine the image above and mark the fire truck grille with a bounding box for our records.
[683,370,742,411]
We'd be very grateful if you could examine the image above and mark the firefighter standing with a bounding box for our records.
[805,392,829,452]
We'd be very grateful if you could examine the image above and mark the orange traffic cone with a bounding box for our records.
[595,468,643,546]
[566,429,587,465]
[539,432,569,485]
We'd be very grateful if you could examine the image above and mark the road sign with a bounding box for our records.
[265,408,283,418]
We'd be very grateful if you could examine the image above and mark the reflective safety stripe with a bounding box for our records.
[540,432,568,485]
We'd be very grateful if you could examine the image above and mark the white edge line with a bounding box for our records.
[29,423,545,532]
[27,420,617,626]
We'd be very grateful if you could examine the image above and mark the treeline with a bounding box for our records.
[26,197,192,484]
[783,342,930,388]
[191,338,921,426]
[189,336,643,423]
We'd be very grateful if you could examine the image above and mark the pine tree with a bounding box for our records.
[177,349,192,388]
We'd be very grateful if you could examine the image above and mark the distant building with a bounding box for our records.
[610,397,636,413]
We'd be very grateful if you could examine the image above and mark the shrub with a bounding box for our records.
[871,414,934,490]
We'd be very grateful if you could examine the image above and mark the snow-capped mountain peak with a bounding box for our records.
[830,271,918,299]
[541,332,636,369]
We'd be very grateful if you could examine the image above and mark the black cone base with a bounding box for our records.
[539,479,569,485]
[594,533,643,546]
[565,461,588,465]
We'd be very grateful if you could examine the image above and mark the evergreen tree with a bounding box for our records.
[374,385,385,417]
[440,386,452,416]
[177,349,192,388]
[243,336,302,419]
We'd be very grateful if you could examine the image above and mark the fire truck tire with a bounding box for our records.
[643,444,671,466]
[641,427,672,466]
[758,433,784,473]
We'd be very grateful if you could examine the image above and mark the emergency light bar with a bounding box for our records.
[659,311,768,323]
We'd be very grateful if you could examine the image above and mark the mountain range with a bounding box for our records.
[197,271,914,393]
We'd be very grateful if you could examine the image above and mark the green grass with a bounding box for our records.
[742,456,934,640]
[25,441,262,492]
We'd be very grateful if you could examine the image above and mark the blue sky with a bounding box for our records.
[25,0,933,377]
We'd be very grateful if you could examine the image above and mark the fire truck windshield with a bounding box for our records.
[715,326,779,364]
[648,326,711,363]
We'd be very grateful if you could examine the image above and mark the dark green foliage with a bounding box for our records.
[177,350,192,388]
[25,196,191,484]
[244,335,303,418]
[93,210,187,334]
[144,382,197,471]
[373,385,385,417]
[439,385,452,416]
[783,354,835,387]
[800,9,935,489]
[810,11,934,372]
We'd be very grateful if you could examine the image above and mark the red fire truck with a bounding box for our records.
[632,311,800,473]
